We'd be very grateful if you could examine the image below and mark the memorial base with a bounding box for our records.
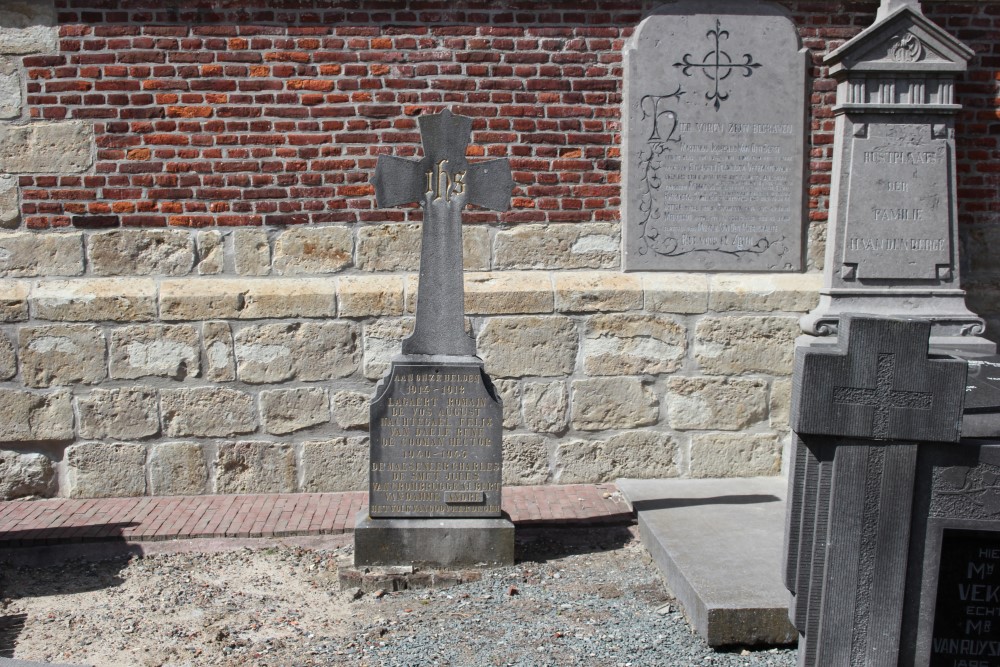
[354,514,515,568]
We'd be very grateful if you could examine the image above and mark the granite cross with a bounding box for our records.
[832,352,932,439]
[371,110,514,357]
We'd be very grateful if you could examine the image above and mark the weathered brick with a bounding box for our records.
[493,222,619,270]
[300,437,367,492]
[583,313,686,376]
[273,226,353,275]
[148,441,207,496]
[666,377,769,431]
[31,278,157,322]
[66,442,147,498]
[215,440,296,494]
[160,278,338,320]
[161,386,257,437]
[694,316,800,376]
[109,324,200,380]
[478,315,577,378]
[19,324,106,387]
[337,275,404,318]
[88,229,195,276]
[571,377,658,431]
[554,272,642,312]
[260,387,331,435]
[522,380,568,434]
[0,388,73,441]
[0,232,83,277]
[234,321,358,383]
[554,431,678,483]
[77,387,160,440]
[689,433,783,478]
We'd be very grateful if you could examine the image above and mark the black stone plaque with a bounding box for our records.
[930,529,1000,667]
[369,362,503,519]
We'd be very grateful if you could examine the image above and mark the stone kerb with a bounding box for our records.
[0,269,821,499]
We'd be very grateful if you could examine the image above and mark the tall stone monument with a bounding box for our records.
[354,110,515,568]
[622,0,808,272]
[800,0,993,352]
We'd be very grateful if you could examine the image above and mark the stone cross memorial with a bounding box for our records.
[354,109,515,568]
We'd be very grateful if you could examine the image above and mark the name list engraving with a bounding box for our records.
[369,364,503,519]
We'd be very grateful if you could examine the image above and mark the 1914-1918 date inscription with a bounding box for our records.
[369,363,503,519]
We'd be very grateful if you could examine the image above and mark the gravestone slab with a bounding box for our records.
[622,0,808,272]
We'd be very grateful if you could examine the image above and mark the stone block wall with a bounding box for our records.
[0,0,994,498]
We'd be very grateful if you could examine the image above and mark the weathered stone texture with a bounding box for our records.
[0,279,27,322]
[584,314,686,376]
[694,316,799,375]
[215,441,295,494]
[161,387,257,437]
[463,226,491,271]
[66,442,147,498]
[769,379,792,430]
[333,390,369,429]
[31,278,157,322]
[522,380,568,434]
[0,450,54,499]
[260,387,331,435]
[19,324,106,387]
[494,378,521,430]
[235,321,358,383]
[464,272,554,315]
[0,330,14,380]
[643,274,710,314]
[494,223,619,269]
[478,316,578,378]
[357,223,421,271]
[300,437,367,492]
[709,274,822,313]
[88,230,195,276]
[148,441,207,496]
[196,230,223,275]
[362,318,413,380]
[502,434,551,485]
[0,121,92,173]
[0,59,19,120]
[554,431,678,483]
[337,275,404,318]
[110,324,200,380]
[203,321,235,382]
[233,228,270,276]
[554,273,642,312]
[571,377,658,431]
[160,278,337,320]
[689,433,783,478]
[0,2,58,54]
[0,389,72,441]
[666,377,769,431]
[0,232,83,277]
[77,387,160,440]
[273,226,353,275]
[0,175,16,228]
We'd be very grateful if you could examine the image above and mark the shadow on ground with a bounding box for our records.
[515,524,638,564]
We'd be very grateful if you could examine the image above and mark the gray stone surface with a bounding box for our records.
[31,278,156,322]
[202,321,235,382]
[301,437,367,492]
[234,321,358,383]
[214,441,295,494]
[522,380,568,434]
[77,387,160,440]
[570,377,658,431]
[233,228,270,276]
[260,387,330,435]
[0,174,18,228]
[554,431,678,483]
[195,230,223,275]
[148,441,207,496]
[109,324,200,380]
[19,324,106,388]
[0,389,72,441]
[493,223,620,270]
[617,476,796,647]
[622,0,807,271]
[161,387,257,438]
[332,390,369,429]
[0,450,54,499]
[88,229,195,276]
[0,122,92,174]
[0,232,83,277]
[0,330,14,380]
[66,442,147,498]
[273,226,353,275]
[501,434,551,485]
[478,315,578,378]
[666,377,769,431]
[0,58,20,119]
[0,2,58,54]
[584,313,686,376]
[354,515,514,568]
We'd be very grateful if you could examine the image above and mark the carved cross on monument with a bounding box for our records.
[832,352,933,439]
[371,110,514,357]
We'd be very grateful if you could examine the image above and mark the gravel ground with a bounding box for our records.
[0,525,797,667]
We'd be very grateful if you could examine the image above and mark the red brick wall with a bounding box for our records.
[17,1,1000,267]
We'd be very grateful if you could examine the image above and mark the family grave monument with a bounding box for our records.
[622,0,808,271]
[354,110,515,568]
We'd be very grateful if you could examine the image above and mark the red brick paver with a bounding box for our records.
[0,484,631,547]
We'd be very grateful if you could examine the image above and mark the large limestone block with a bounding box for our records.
[337,275,404,317]
[160,278,337,320]
[0,450,54,499]
[464,272,554,315]
[215,440,296,494]
[522,380,568,434]
[260,387,331,435]
[689,433,783,478]
[300,437,367,492]
[234,321,358,383]
[708,274,822,313]
[233,228,270,276]
[0,279,28,321]
[148,441,207,496]
[357,223,421,271]
[31,278,157,322]
[19,324,106,387]
[769,378,792,430]
[362,317,413,380]
[0,121,92,173]
[77,387,160,440]
[554,272,642,313]
[273,226,353,275]
[502,434,551,485]
[554,431,678,483]
[0,388,72,441]
[494,223,619,269]
[494,378,521,429]
[0,2,58,54]
[332,390,369,430]
[66,442,147,498]
[643,273,710,314]
[0,175,17,228]
[694,316,799,375]
[478,316,578,378]
[110,324,200,380]
[195,230,223,275]
[571,377,658,431]
[161,387,257,437]
[583,313,686,376]
[666,377,769,431]
[0,232,83,277]
[0,59,20,120]
[0,330,14,380]
[203,321,235,382]
[88,229,195,276]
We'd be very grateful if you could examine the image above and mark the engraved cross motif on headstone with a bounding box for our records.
[371,110,514,357]
[832,352,933,439]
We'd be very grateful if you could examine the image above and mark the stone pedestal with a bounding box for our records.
[354,515,514,568]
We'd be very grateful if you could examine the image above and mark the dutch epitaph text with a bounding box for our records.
[623,0,808,271]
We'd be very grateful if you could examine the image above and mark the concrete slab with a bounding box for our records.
[617,476,796,648]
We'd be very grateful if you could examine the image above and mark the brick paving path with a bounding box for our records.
[0,484,631,547]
